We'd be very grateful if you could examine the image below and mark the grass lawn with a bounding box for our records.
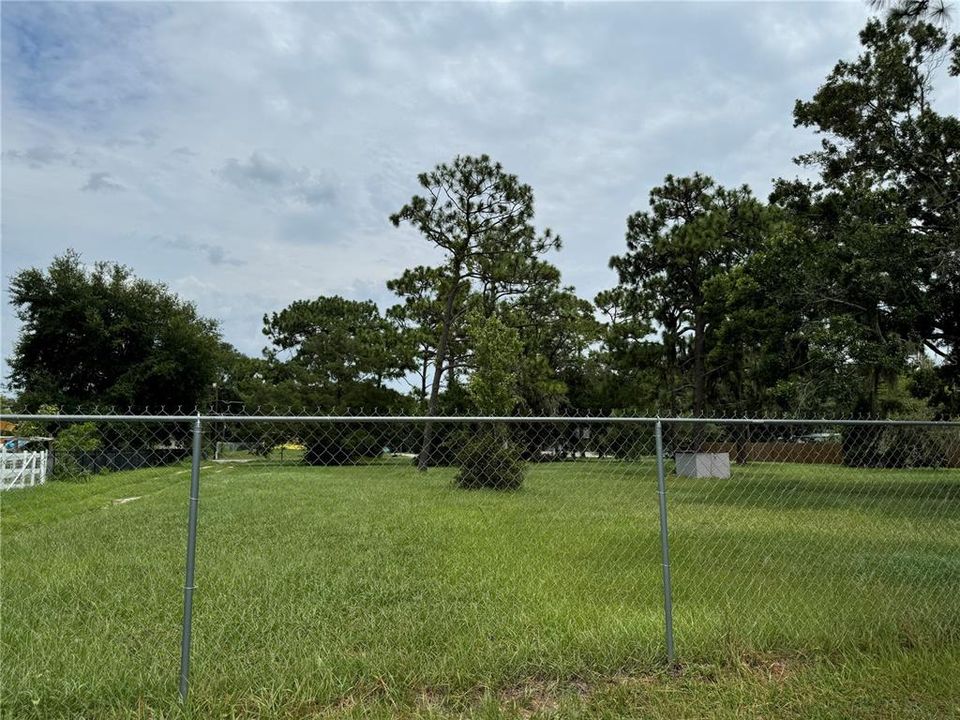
[2,458,959,719]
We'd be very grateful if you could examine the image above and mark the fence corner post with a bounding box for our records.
[179,414,203,703]
[655,419,676,667]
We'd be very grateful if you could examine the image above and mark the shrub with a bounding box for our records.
[52,422,101,479]
[843,424,947,468]
[455,428,525,490]
[884,426,948,468]
[453,313,525,488]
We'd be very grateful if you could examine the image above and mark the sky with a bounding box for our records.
[4,0,944,388]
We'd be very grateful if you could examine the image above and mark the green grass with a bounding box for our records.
[2,459,959,719]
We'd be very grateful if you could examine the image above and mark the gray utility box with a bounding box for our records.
[675,452,731,478]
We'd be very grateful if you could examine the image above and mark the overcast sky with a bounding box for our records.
[3,0,928,386]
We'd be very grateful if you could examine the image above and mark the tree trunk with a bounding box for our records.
[663,315,679,414]
[419,351,429,405]
[692,308,706,451]
[418,269,461,471]
[662,315,679,454]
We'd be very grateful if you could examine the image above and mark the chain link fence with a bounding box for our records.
[2,413,958,716]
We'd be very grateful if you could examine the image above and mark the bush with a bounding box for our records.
[842,424,947,468]
[455,429,525,490]
[52,422,101,479]
[885,426,948,467]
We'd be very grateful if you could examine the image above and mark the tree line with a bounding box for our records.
[7,14,959,432]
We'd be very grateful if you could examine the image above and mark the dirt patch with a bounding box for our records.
[496,679,562,717]
[737,651,800,683]
[331,695,358,712]
[309,660,803,717]
[414,687,446,712]
[605,670,665,689]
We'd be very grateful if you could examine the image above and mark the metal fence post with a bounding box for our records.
[179,415,203,703]
[655,420,676,666]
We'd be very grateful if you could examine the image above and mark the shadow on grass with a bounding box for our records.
[669,471,960,519]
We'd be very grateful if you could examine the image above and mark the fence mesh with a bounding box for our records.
[2,413,958,717]
[661,420,960,659]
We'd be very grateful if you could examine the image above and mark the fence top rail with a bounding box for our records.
[1,413,958,427]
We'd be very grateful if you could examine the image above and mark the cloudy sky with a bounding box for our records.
[5,0,940,385]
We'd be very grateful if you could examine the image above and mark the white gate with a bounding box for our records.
[0,449,49,490]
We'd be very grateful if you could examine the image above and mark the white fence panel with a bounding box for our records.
[0,449,49,490]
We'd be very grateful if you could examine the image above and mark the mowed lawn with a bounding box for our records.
[2,458,959,719]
